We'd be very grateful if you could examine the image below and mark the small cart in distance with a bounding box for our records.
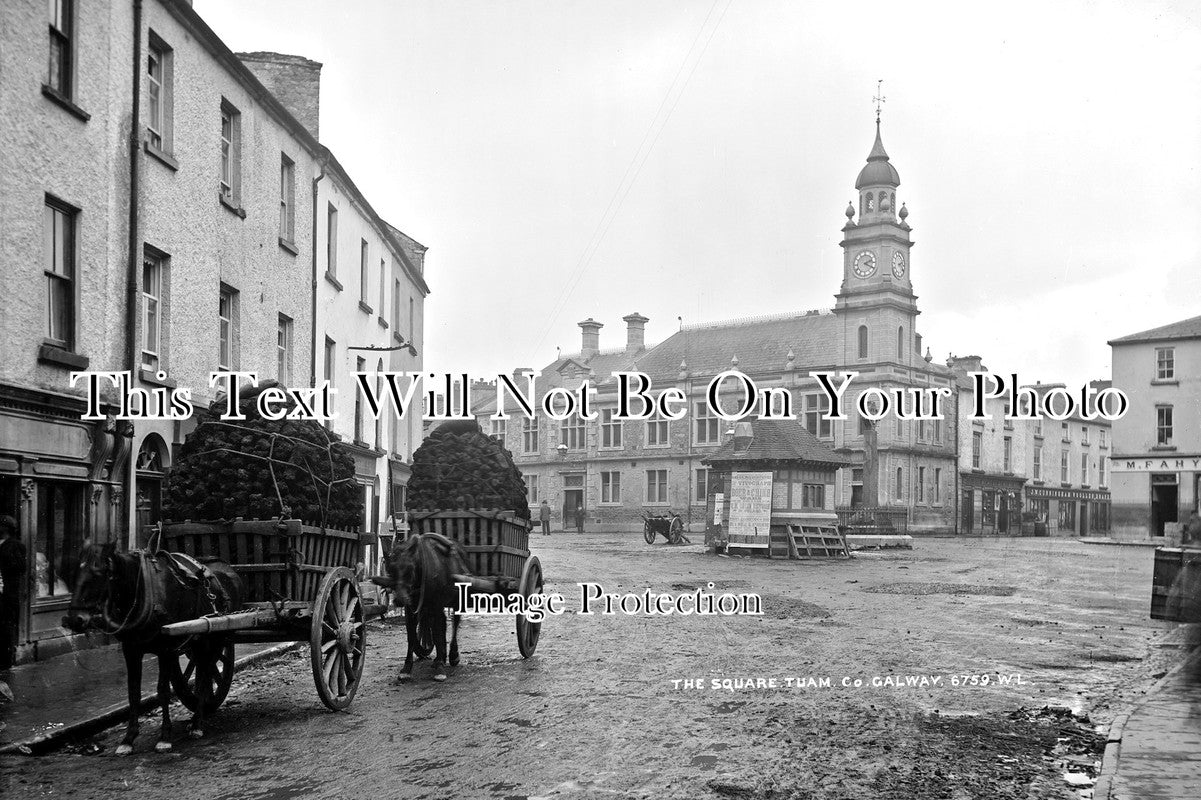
[407,509,544,657]
[158,518,369,712]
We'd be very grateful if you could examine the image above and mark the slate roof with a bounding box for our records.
[472,346,649,415]
[702,419,851,468]
[634,311,843,378]
[1108,315,1201,345]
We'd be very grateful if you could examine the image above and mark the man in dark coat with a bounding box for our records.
[539,500,552,536]
[0,514,27,670]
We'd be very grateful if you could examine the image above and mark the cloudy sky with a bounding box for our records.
[198,0,1200,388]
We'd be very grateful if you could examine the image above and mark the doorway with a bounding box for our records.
[563,490,583,532]
[1151,479,1178,537]
[961,489,974,534]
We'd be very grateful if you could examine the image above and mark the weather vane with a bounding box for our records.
[873,79,886,123]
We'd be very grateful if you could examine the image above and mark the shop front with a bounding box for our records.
[1109,454,1200,541]
[1025,485,1112,537]
[959,473,1026,535]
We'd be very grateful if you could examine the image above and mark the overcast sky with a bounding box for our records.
[198,0,1200,388]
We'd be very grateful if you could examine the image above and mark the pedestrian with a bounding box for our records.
[0,514,27,671]
[575,503,585,534]
[539,500,551,536]
[1184,510,1201,547]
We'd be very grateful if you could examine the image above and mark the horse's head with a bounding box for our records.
[62,540,117,633]
[372,535,422,608]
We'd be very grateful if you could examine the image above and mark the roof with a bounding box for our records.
[635,311,843,377]
[855,122,901,189]
[1108,315,1201,346]
[702,420,851,468]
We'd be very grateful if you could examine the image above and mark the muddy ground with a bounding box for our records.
[0,534,1185,799]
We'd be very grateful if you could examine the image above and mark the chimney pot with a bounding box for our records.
[237,52,323,139]
[578,318,604,358]
[622,312,649,352]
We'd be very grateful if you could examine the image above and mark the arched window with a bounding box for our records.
[857,325,868,359]
[136,434,170,544]
[897,326,904,359]
[878,191,887,211]
[865,194,874,212]
[896,466,904,499]
[890,193,896,213]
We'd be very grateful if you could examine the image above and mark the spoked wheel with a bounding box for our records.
[669,516,690,544]
[515,555,544,658]
[168,638,235,714]
[311,567,367,711]
[643,521,656,545]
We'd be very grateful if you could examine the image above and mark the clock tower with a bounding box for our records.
[834,119,919,364]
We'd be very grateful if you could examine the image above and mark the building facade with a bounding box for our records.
[1108,316,1201,541]
[0,0,428,662]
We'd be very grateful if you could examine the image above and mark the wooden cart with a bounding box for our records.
[157,518,369,712]
[1151,546,1201,623]
[641,510,689,545]
[407,509,544,657]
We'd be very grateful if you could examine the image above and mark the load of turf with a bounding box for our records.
[406,419,530,519]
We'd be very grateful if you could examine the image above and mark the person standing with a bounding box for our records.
[1184,510,1201,547]
[539,500,552,536]
[575,503,585,534]
[0,515,27,670]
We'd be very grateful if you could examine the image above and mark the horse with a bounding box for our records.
[371,533,469,681]
[62,541,243,755]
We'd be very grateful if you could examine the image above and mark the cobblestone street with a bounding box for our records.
[1,534,1185,799]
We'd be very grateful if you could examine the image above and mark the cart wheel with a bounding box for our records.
[643,521,656,545]
[669,516,689,544]
[168,638,235,714]
[311,567,367,711]
[516,556,543,658]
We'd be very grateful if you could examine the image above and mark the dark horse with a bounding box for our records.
[372,533,468,681]
[63,541,243,755]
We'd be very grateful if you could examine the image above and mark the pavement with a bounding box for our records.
[1098,641,1201,800]
[0,639,300,755]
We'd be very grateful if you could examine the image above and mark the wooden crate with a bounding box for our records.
[161,518,362,604]
[1151,547,1201,622]
[408,509,530,580]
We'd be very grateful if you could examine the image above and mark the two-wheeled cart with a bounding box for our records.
[158,518,370,712]
[641,510,690,545]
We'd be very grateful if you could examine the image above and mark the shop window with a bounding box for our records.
[35,481,84,599]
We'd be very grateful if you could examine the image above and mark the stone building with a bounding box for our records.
[476,121,960,532]
[1108,315,1201,541]
[0,0,427,661]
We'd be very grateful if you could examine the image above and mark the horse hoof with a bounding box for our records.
[155,741,172,753]
[433,673,447,682]
[188,729,204,740]
[116,744,133,756]
[397,672,411,682]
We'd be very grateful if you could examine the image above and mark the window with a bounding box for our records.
[378,260,387,319]
[646,418,669,447]
[1061,450,1069,483]
[1081,452,1089,485]
[409,297,415,343]
[1061,422,1071,443]
[277,314,293,385]
[982,490,996,527]
[695,401,720,444]
[354,357,366,444]
[326,204,339,277]
[47,0,74,98]
[1156,347,1175,380]
[561,417,585,450]
[522,417,539,453]
[1033,446,1042,480]
[897,326,904,359]
[35,481,84,599]
[803,484,825,509]
[489,417,506,442]
[526,474,538,504]
[392,279,402,330]
[279,155,295,242]
[771,470,826,510]
[971,431,982,469]
[895,466,904,500]
[858,325,868,359]
[933,419,942,444]
[1100,429,1108,449]
[359,239,370,306]
[218,286,237,370]
[1157,406,1174,446]
[323,337,336,429]
[802,393,832,439]
[1035,417,1043,436]
[219,100,241,205]
[146,35,175,153]
[44,198,77,349]
[917,466,925,502]
[1003,436,1012,472]
[141,251,165,371]
[695,468,708,502]
[601,408,622,448]
[646,470,668,504]
[1059,500,1076,531]
[933,469,941,503]
[917,419,926,441]
[601,471,621,504]
[1099,456,1107,488]
[1081,426,1089,446]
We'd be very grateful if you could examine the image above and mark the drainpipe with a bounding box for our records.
[310,158,328,387]
[125,0,144,546]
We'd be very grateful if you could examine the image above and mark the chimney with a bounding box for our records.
[733,421,754,453]
[622,312,649,352]
[947,355,985,375]
[578,318,603,358]
[237,52,322,139]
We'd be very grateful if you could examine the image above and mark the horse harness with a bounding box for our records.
[108,549,231,641]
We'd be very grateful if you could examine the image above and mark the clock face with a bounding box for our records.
[853,250,877,278]
[892,252,907,278]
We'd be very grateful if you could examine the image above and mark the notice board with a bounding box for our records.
[727,471,773,548]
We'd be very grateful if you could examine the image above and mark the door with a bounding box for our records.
[563,490,583,530]
[1078,502,1088,536]
[1151,483,1179,537]
[961,489,974,534]
[998,494,1010,533]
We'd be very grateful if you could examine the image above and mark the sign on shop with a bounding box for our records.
[1109,456,1201,473]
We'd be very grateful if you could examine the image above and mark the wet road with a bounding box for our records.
[1,534,1183,799]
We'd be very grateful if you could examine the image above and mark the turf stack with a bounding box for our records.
[406,419,531,520]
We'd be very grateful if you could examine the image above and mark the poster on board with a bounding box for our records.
[727,471,773,548]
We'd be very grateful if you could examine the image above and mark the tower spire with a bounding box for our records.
[873,79,886,125]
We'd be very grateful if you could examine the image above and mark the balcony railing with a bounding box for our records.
[835,506,909,535]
